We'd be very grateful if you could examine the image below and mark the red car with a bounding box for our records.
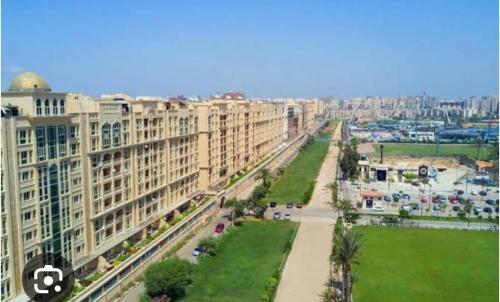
[420,196,428,203]
[449,195,458,204]
[432,196,439,204]
[215,223,225,233]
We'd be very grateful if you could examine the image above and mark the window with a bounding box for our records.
[58,125,67,157]
[53,99,58,114]
[24,231,34,242]
[90,122,98,135]
[60,99,65,114]
[36,99,42,115]
[36,127,46,161]
[102,123,111,149]
[70,125,78,138]
[23,212,32,222]
[17,130,28,145]
[19,151,29,165]
[112,123,121,146]
[20,171,30,181]
[194,117,199,132]
[44,99,50,115]
[47,126,57,159]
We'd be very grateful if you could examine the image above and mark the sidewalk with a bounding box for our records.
[275,123,342,302]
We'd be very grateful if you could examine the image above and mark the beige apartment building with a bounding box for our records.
[0,72,325,301]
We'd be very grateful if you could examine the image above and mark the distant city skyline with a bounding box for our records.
[2,0,498,99]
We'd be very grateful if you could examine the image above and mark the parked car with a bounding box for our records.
[485,199,495,206]
[411,181,420,187]
[439,195,448,202]
[452,206,461,212]
[457,196,465,204]
[420,196,428,203]
[284,212,291,220]
[269,201,277,208]
[273,211,281,220]
[483,207,492,213]
[479,190,488,196]
[473,205,482,212]
[449,199,458,205]
[373,206,385,212]
[296,203,303,208]
[411,203,420,210]
[286,202,294,209]
[402,193,411,200]
[433,205,441,211]
[432,196,439,204]
[192,246,205,257]
[215,223,225,233]
[448,194,458,202]
[457,189,464,195]
[471,190,478,196]
[384,195,392,202]
[393,193,401,199]
[401,206,411,212]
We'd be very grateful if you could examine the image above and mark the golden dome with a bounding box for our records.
[8,72,52,92]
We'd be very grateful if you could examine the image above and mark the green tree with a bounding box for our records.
[256,168,272,188]
[198,237,218,256]
[403,173,417,182]
[332,229,362,302]
[143,257,194,300]
[340,143,360,180]
[251,185,269,201]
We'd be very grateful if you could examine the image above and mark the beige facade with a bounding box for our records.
[0,73,327,301]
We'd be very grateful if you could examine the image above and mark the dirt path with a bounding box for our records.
[275,122,342,302]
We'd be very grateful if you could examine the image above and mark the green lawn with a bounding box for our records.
[373,143,493,160]
[179,221,297,302]
[267,131,331,204]
[353,226,499,302]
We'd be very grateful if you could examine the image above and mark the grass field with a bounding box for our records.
[373,143,493,160]
[266,131,331,204]
[180,221,297,302]
[353,226,499,302]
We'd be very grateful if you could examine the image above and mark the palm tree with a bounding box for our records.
[325,182,339,210]
[256,168,272,188]
[332,229,362,302]
[463,199,473,228]
[338,199,357,220]
[223,198,244,226]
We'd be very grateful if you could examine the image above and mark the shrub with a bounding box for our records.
[303,181,316,204]
[399,209,410,219]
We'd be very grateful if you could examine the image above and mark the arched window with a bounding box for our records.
[44,99,50,115]
[184,118,189,134]
[52,99,58,114]
[60,99,65,114]
[179,118,184,134]
[102,123,111,149]
[194,117,199,132]
[36,99,42,115]
[112,123,121,146]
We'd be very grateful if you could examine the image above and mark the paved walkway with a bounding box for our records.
[275,123,342,302]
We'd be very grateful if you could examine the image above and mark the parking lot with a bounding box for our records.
[342,166,499,218]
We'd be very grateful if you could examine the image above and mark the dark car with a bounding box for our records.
[384,195,392,202]
[269,202,277,208]
[479,190,488,196]
[457,190,464,195]
[286,202,294,209]
[483,207,492,213]
[485,199,495,206]
[411,203,420,210]
[296,203,303,209]
[452,206,461,212]
[495,207,499,213]
[402,193,410,200]
[411,181,420,187]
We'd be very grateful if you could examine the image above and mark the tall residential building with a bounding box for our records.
[1,72,324,301]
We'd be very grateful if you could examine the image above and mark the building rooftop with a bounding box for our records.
[8,71,52,92]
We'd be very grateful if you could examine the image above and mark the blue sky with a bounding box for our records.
[2,0,498,98]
